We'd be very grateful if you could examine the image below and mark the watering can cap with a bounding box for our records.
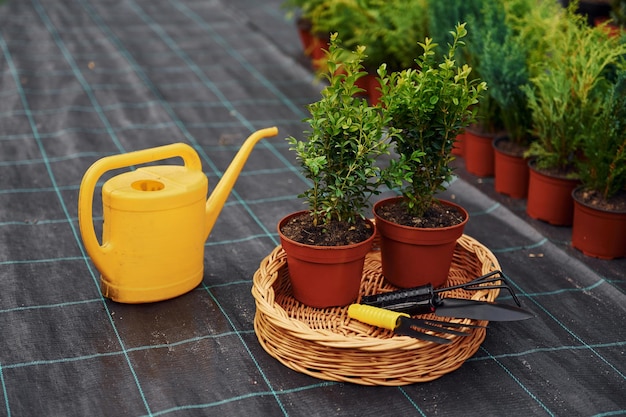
[102,165,208,212]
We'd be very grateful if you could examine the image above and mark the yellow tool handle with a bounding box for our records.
[348,304,410,331]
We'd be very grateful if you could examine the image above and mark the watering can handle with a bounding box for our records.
[78,143,202,272]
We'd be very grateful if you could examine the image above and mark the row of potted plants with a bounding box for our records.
[277,2,626,311]
[457,2,626,260]
[287,0,626,261]
[278,25,486,308]
[284,0,428,78]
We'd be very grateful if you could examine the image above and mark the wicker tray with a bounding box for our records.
[252,234,501,386]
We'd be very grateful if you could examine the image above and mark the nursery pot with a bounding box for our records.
[295,18,328,68]
[278,211,376,308]
[493,135,529,199]
[366,74,382,105]
[296,17,314,57]
[373,198,469,289]
[464,127,496,177]
[571,187,626,260]
[526,161,579,226]
[452,132,465,157]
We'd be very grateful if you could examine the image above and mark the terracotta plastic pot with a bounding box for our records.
[366,74,382,105]
[526,161,579,226]
[373,198,468,289]
[572,187,626,260]
[452,132,465,157]
[354,72,372,98]
[278,211,375,308]
[309,36,328,69]
[296,18,314,56]
[464,128,496,177]
[493,136,529,199]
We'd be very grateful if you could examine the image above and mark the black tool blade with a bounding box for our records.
[435,298,534,321]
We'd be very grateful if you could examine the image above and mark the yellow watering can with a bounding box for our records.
[78,127,278,303]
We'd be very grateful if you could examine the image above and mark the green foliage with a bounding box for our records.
[281,0,328,21]
[611,0,626,27]
[468,1,532,145]
[426,0,484,65]
[379,23,487,217]
[310,0,428,71]
[503,0,564,73]
[577,69,626,199]
[287,33,391,226]
[523,7,626,174]
[433,0,504,133]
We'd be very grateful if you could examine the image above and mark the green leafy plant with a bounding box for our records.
[611,0,626,27]
[378,23,487,217]
[428,0,507,134]
[468,2,532,146]
[281,0,328,20]
[503,0,565,71]
[309,0,428,72]
[577,68,626,201]
[523,7,626,175]
[426,0,484,65]
[287,33,391,226]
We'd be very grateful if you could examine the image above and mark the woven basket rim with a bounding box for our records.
[252,233,502,384]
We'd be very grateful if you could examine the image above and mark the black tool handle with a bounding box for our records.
[361,285,436,315]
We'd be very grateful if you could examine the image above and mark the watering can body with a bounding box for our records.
[78,127,278,303]
[99,165,208,302]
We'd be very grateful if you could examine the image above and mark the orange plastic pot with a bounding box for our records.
[373,198,468,289]
[526,161,579,226]
[296,18,314,56]
[572,187,626,259]
[464,128,496,177]
[452,132,465,157]
[278,211,375,308]
[493,136,529,199]
[367,74,382,105]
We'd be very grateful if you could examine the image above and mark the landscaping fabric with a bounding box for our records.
[0,0,625,416]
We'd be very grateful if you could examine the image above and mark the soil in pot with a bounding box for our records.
[374,198,468,289]
[572,188,626,259]
[493,136,529,199]
[280,212,374,246]
[375,201,464,228]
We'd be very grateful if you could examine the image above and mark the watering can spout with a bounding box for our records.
[205,126,278,238]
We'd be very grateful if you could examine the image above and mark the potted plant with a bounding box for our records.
[450,0,509,177]
[308,0,429,104]
[572,68,626,259]
[281,0,332,68]
[427,0,490,158]
[278,33,392,308]
[471,2,534,198]
[374,23,487,288]
[522,8,626,225]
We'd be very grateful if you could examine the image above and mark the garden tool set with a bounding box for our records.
[349,270,533,344]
